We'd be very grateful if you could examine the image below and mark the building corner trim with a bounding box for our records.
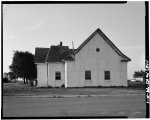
[65,61,67,88]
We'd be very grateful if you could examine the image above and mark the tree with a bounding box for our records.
[8,71,17,80]
[3,72,9,83]
[133,70,146,82]
[9,51,37,84]
[3,72,8,78]
[133,70,145,78]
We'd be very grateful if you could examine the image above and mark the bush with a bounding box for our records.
[61,84,65,88]
[30,79,38,86]
[3,77,9,83]
[128,81,145,89]
[48,86,52,88]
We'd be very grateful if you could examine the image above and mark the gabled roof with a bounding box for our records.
[35,46,75,63]
[45,45,74,62]
[75,28,131,62]
[35,28,131,63]
[35,48,49,63]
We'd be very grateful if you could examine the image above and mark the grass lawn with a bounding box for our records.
[3,81,145,96]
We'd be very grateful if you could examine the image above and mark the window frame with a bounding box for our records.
[104,71,110,80]
[85,70,91,80]
[55,71,61,80]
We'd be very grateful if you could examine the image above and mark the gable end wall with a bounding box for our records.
[67,33,128,87]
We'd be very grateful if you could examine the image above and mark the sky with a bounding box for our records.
[3,1,145,79]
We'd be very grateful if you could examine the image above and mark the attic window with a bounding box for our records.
[96,48,100,52]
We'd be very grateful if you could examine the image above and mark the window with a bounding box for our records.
[96,48,100,52]
[55,72,61,80]
[105,71,110,80]
[85,71,91,80]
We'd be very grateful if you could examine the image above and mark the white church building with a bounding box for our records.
[35,28,131,87]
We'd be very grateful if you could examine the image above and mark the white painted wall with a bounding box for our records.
[36,63,47,87]
[36,62,65,87]
[120,62,128,86]
[36,33,128,87]
[67,33,128,87]
[48,62,65,87]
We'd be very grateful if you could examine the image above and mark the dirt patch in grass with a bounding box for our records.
[2,81,145,96]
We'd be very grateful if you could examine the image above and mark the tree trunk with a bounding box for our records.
[26,79,28,84]
[23,77,26,84]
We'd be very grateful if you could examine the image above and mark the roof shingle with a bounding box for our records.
[35,46,75,63]
[35,48,49,63]
[35,28,131,63]
[45,45,74,62]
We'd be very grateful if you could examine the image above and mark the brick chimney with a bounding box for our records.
[60,41,62,46]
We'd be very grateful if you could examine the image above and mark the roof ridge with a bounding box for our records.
[35,48,49,63]
[75,28,98,54]
[35,47,49,49]
[45,45,74,62]
[45,47,51,62]
[97,29,131,61]
[75,28,131,62]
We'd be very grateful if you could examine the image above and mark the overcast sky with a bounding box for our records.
[3,1,145,79]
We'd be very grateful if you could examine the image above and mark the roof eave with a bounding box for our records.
[75,28,131,62]
[121,58,131,62]
[74,29,99,54]
[35,62,45,64]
